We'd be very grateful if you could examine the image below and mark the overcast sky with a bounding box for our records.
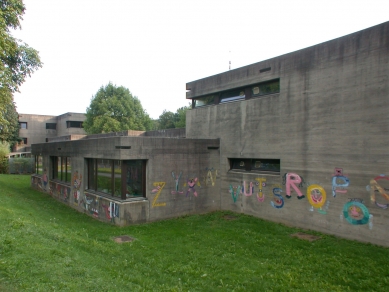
[11,0,389,119]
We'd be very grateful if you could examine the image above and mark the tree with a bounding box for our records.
[0,0,42,143]
[84,83,153,134]
[0,101,19,147]
[157,104,190,129]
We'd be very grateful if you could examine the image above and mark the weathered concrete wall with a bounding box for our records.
[31,136,220,225]
[186,21,389,246]
[17,114,57,151]
[56,113,86,136]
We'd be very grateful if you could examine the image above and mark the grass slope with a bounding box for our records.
[0,174,388,291]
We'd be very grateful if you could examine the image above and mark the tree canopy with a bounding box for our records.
[0,0,42,144]
[83,83,153,134]
[157,105,190,130]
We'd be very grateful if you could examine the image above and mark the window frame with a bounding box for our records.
[229,158,280,175]
[87,158,146,200]
[51,156,71,183]
[19,122,27,129]
[66,121,83,128]
[46,123,57,130]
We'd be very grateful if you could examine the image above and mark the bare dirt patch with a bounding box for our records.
[113,235,135,243]
[291,232,321,242]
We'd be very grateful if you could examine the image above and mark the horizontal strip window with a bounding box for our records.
[229,158,280,174]
[251,79,280,97]
[46,123,57,130]
[194,94,215,108]
[220,88,245,103]
[67,121,83,128]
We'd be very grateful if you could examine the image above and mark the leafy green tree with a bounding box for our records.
[0,141,10,173]
[0,101,19,148]
[157,104,190,129]
[84,83,152,134]
[0,0,42,142]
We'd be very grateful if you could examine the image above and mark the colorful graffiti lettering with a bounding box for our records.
[332,168,349,197]
[343,200,370,225]
[271,188,284,209]
[203,167,218,186]
[283,173,305,199]
[185,177,200,197]
[307,184,329,214]
[229,185,242,203]
[241,181,254,196]
[72,170,82,205]
[171,171,184,194]
[369,175,389,209]
[102,202,119,222]
[255,178,266,202]
[151,182,166,207]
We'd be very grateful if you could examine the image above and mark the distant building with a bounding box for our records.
[30,21,389,247]
[15,112,86,152]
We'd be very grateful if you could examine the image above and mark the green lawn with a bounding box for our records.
[0,175,388,291]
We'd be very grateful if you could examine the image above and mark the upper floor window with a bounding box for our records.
[19,122,27,129]
[251,79,280,97]
[229,158,280,175]
[220,88,245,103]
[46,123,57,130]
[194,94,215,108]
[66,121,83,128]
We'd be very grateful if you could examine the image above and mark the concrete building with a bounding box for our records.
[30,21,389,246]
[16,112,86,152]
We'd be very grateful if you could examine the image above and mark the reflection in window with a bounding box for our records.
[220,88,245,103]
[52,156,71,182]
[229,158,280,174]
[194,94,215,107]
[19,122,27,129]
[126,160,144,198]
[252,79,280,97]
[87,158,145,199]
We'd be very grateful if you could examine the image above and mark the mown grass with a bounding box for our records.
[0,174,389,291]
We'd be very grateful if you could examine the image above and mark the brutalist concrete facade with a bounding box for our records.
[31,21,389,246]
[17,112,86,152]
[185,21,389,246]
[31,130,220,226]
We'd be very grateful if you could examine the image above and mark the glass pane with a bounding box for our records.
[194,95,215,107]
[251,159,280,173]
[87,159,96,190]
[220,89,245,103]
[58,157,62,180]
[126,160,144,198]
[97,159,112,195]
[113,160,122,197]
[36,156,42,174]
[65,157,71,182]
[252,79,280,96]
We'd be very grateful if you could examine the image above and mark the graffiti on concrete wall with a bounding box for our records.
[369,175,389,209]
[229,185,241,203]
[184,177,200,197]
[271,187,284,209]
[82,194,99,218]
[283,173,305,199]
[255,178,266,202]
[342,198,370,225]
[151,182,166,207]
[202,167,218,186]
[332,168,349,197]
[171,171,184,194]
[242,181,254,196]
[102,201,119,222]
[72,171,82,206]
[307,184,328,214]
